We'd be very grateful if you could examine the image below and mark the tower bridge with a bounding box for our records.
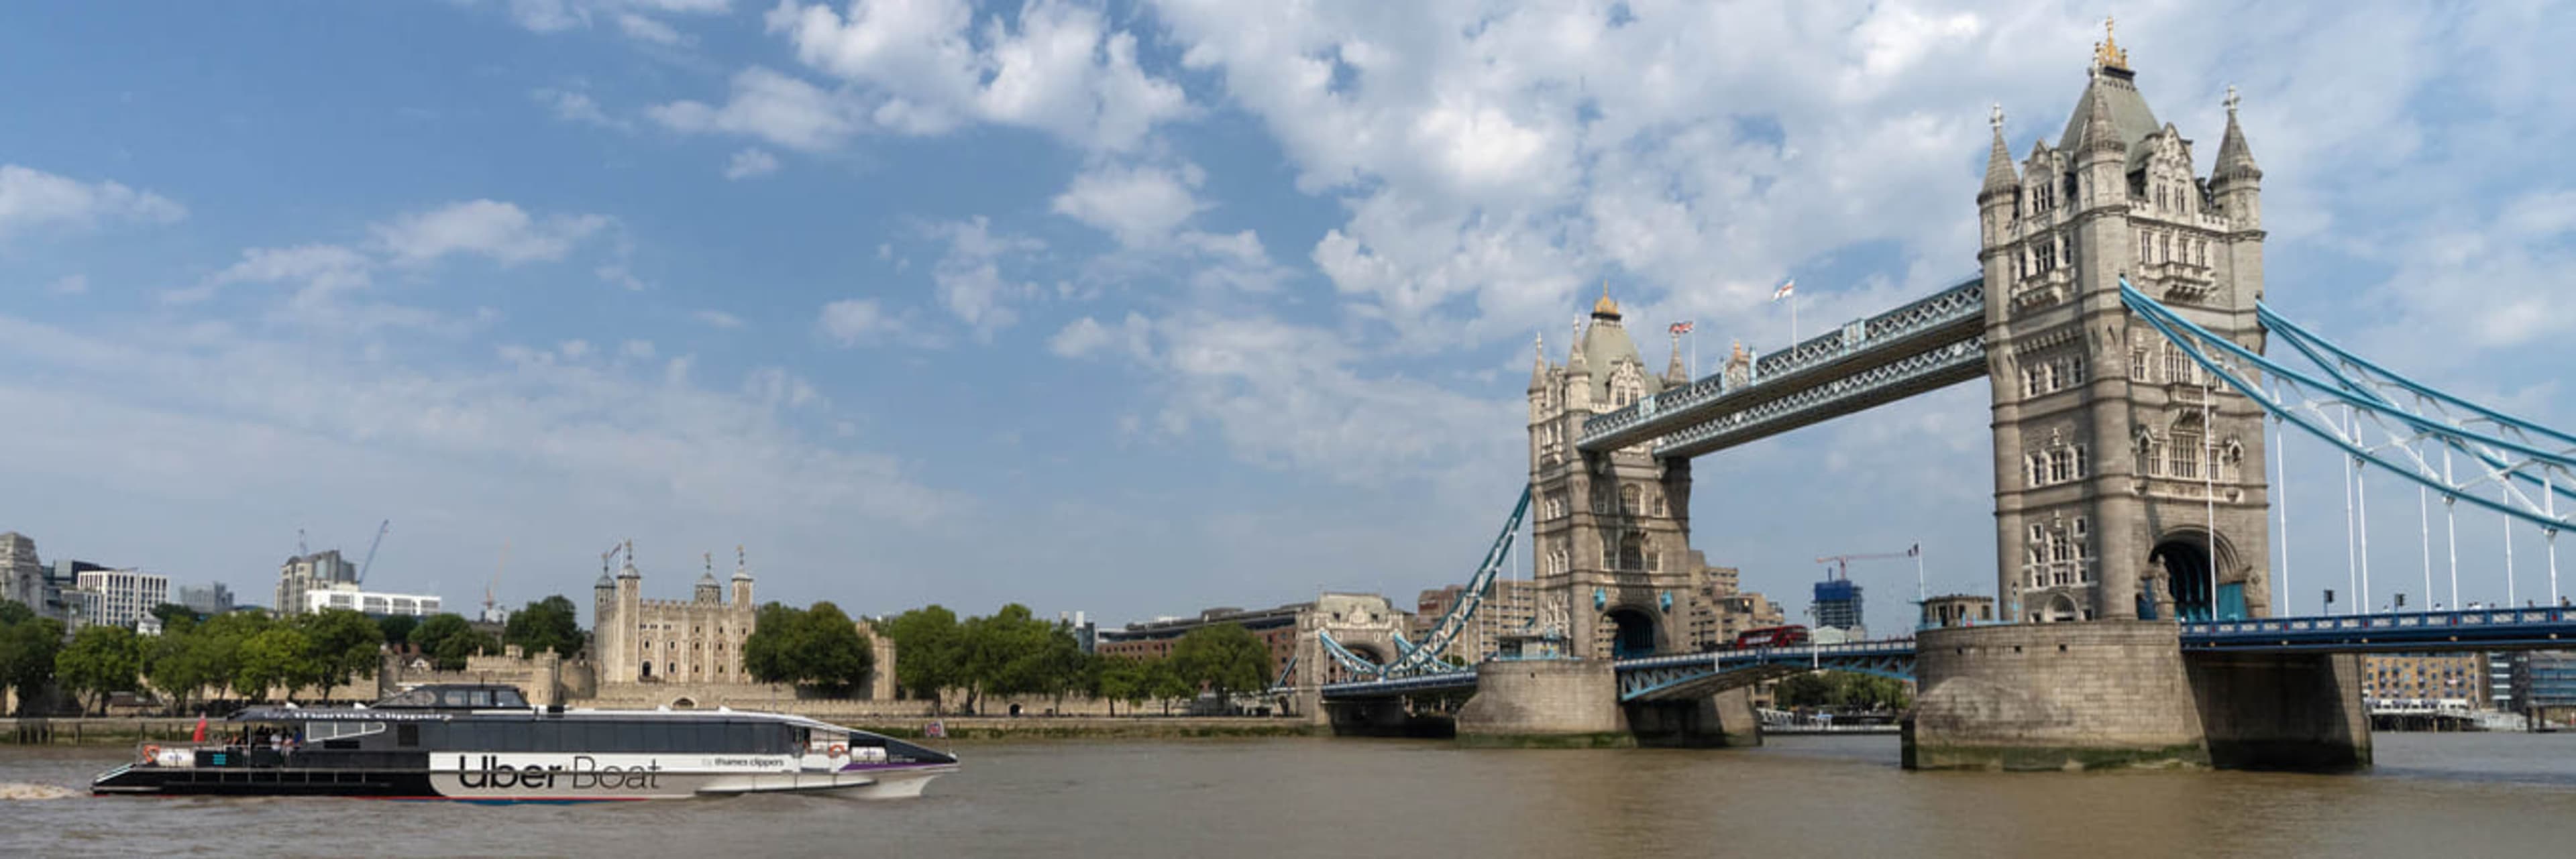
[1281,25,2576,769]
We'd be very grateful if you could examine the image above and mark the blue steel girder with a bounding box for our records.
[1578,278,1985,453]
[2121,280,2576,533]
[1319,669,1483,699]
[1613,641,1919,703]
[1312,485,1533,681]
[2181,608,2576,654]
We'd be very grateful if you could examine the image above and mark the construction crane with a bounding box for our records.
[356,520,390,585]
[484,540,511,624]
[1814,545,1925,631]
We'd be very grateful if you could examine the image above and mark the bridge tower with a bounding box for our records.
[1978,29,2271,626]
[1527,289,1699,659]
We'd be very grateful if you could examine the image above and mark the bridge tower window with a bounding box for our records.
[1617,532,1646,571]
[1619,485,1640,514]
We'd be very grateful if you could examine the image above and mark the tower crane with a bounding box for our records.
[1815,544,1926,626]
[357,520,390,585]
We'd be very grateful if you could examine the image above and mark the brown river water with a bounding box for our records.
[5,732,2574,858]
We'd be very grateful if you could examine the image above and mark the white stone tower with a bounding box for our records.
[1979,21,2271,624]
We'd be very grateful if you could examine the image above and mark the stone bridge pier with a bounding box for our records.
[1454,659,1760,748]
[1904,622,2367,770]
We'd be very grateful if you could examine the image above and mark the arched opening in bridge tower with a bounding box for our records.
[2155,534,2244,622]
[1604,608,1658,659]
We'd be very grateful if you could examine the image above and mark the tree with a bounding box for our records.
[0,604,65,715]
[958,604,1059,713]
[150,603,203,633]
[504,595,586,658]
[504,595,584,657]
[1171,623,1271,703]
[235,627,315,701]
[190,610,278,700]
[1144,658,1194,715]
[145,626,225,713]
[880,606,962,709]
[298,608,384,697]
[744,602,879,695]
[1092,656,1152,717]
[1774,671,1912,711]
[375,614,421,647]
[56,625,146,715]
[411,613,492,671]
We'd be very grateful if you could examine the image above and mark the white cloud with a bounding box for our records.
[596,264,648,291]
[620,338,657,360]
[532,87,633,131]
[1050,162,1205,248]
[1047,312,1152,361]
[493,0,729,42]
[693,308,745,329]
[614,11,684,45]
[648,67,865,152]
[722,148,781,180]
[46,274,89,295]
[817,298,896,346]
[926,217,1043,338]
[650,0,1189,153]
[372,199,610,266]
[0,164,186,240]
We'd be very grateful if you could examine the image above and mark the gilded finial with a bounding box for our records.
[1591,278,1621,317]
[2094,15,2129,70]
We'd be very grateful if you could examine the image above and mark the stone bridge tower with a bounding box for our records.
[1527,287,1700,658]
[1978,26,2271,625]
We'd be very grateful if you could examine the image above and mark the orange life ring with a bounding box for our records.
[827,744,847,759]
[141,744,161,763]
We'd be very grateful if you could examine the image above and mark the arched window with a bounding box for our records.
[641,661,653,678]
[1619,485,1640,514]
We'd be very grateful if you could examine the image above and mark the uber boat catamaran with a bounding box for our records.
[92,684,957,801]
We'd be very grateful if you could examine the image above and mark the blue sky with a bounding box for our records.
[5,1,2573,628]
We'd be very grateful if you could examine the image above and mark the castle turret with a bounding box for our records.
[731,545,754,606]
[1978,103,2020,248]
[695,551,722,604]
[2211,86,2262,229]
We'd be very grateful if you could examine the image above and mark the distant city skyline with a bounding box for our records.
[6,3,2572,628]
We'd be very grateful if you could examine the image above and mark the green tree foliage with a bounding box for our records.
[150,602,203,633]
[410,613,494,671]
[1144,658,1195,715]
[741,602,877,695]
[297,608,385,695]
[0,603,66,715]
[504,595,586,658]
[879,605,961,706]
[56,624,146,714]
[144,627,224,713]
[375,614,421,646]
[1772,671,1912,711]
[1091,656,1152,716]
[1171,623,1271,701]
[235,627,315,701]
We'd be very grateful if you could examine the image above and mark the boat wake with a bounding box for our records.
[0,782,78,801]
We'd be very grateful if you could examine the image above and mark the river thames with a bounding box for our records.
[5,732,2573,858]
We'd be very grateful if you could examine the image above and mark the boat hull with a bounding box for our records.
[93,756,956,802]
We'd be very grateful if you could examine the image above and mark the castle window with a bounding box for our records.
[1652,494,1668,516]
[1619,485,1640,514]
[1617,532,1646,571]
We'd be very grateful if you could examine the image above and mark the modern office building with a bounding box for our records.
[74,567,170,630]
[177,582,235,616]
[303,582,441,618]
[275,549,360,616]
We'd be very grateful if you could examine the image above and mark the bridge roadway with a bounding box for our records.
[1576,277,1985,457]
[1315,607,2576,704]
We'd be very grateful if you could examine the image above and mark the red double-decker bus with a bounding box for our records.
[1732,625,1809,649]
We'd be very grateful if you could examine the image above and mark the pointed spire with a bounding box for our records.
[731,544,753,581]
[1529,332,1550,391]
[2214,84,2262,184]
[1980,103,2019,201]
[1566,316,1589,373]
[1664,327,1687,384]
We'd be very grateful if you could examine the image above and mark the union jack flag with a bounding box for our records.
[1669,321,1694,335]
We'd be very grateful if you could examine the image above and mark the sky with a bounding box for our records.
[5,1,2575,630]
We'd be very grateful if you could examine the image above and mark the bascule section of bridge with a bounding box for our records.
[1295,24,2576,767]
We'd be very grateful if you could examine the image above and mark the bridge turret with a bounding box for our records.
[2211,87,2262,231]
[1978,103,2019,249]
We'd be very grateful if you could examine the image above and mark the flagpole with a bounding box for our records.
[1790,294,1799,345]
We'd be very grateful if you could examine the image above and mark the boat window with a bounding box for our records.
[726,724,759,754]
[494,689,527,708]
[617,722,649,752]
[690,722,722,752]
[468,689,496,708]
[442,689,473,707]
[500,722,534,752]
[306,721,387,742]
[377,688,438,708]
